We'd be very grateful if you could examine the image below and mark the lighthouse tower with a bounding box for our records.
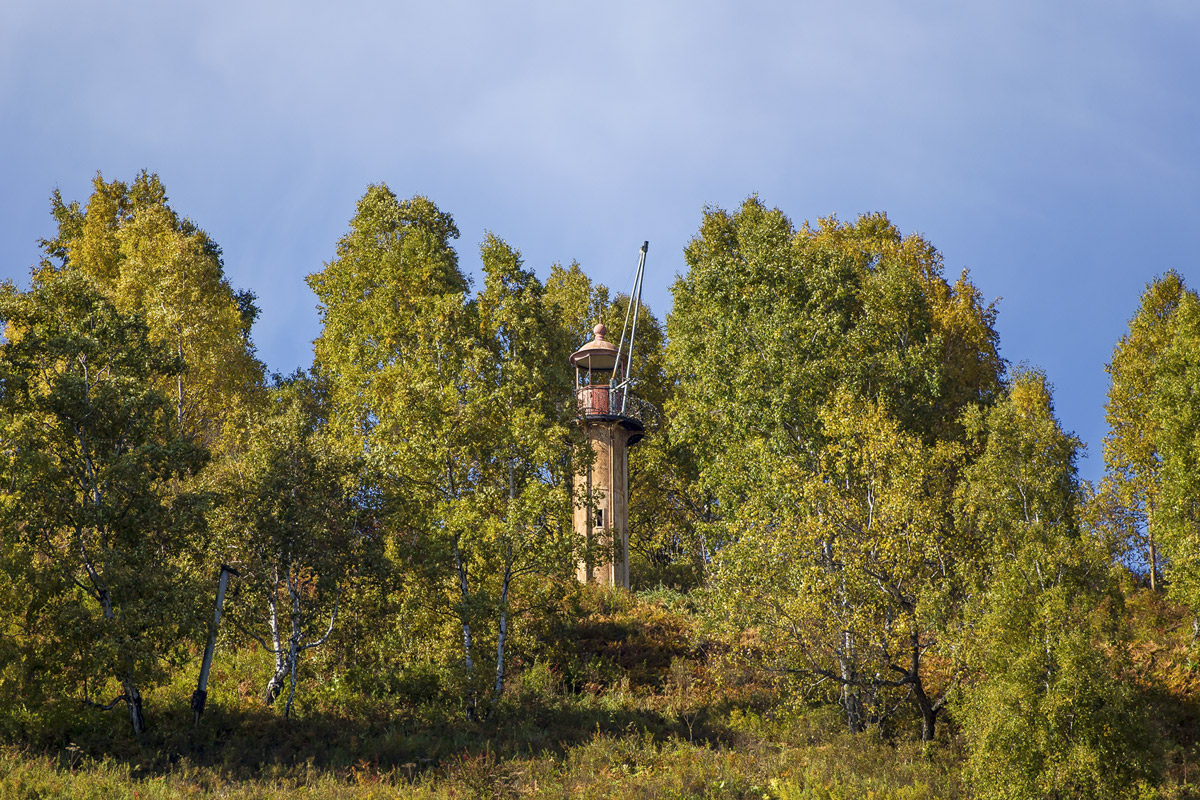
[570,323,648,588]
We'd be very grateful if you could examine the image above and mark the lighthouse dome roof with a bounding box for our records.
[570,323,620,370]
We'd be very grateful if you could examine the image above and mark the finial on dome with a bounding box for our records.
[593,323,607,340]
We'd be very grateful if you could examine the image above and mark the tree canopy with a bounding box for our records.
[42,171,264,446]
[670,199,1001,739]
[0,176,1189,797]
[0,267,207,733]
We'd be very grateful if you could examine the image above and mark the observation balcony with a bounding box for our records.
[575,384,653,445]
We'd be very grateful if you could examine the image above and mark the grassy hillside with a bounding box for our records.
[1,588,970,799]
[6,584,1200,799]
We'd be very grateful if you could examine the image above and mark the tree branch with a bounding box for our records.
[298,591,341,652]
[83,694,127,711]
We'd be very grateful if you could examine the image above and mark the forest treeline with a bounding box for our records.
[2,172,1199,799]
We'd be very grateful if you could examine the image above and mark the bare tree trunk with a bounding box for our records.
[1146,499,1160,592]
[453,537,477,721]
[123,678,146,735]
[283,571,303,718]
[913,684,937,743]
[491,464,517,711]
[839,642,865,733]
[1149,531,1159,592]
[91,579,147,735]
[493,565,512,704]
[902,628,938,742]
[176,335,185,430]
[446,460,478,720]
[264,576,289,705]
[264,656,291,705]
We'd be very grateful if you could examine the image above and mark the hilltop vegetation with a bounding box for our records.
[2,172,1199,798]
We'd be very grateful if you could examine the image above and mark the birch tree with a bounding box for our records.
[42,171,264,447]
[455,233,577,711]
[710,392,963,738]
[213,378,362,717]
[958,371,1152,798]
[308,185,475,707]
[0,267,206,734]
[669,199,1001,737]
[1102,271,1193,590]
[309,188,579,717]
[1152,288,1200,618]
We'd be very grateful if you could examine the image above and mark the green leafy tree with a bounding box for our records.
[307,185,466,445]
[1152,288,1200,618]
[670,199,1001,737]
[449,234,578,710]
[669,202,1000,465]
[211,377,364,717]
[308,185,475,707]
[0,268,206,734]
[309,188,579,717]
[545,261,610,348]
[710,392,963,738]
[42,171,264,446]
[958,371,1153,799]
[627,423,715,589]
[1102,271,1193,590]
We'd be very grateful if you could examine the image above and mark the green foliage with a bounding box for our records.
[1102,271,1194,589]
[545,260,610,349]
[1152,290,1200,617]
[707,391,963,736]
[1100,271,1200,622]
[210,375,366,715]
[668,200,1000,471]
[42,171,264,447]
[7,177,1198,797]
[308,188,583,716]
[529,584,697,694]
[674,199,1000,738]
[0,267,208,733]
[0,592,969,800]
[958,371,1155,799]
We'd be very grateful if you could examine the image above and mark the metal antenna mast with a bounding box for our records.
[612,241,648,415]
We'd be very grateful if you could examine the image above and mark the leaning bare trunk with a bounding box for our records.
[265,655,292,705]
[906,627,939,742]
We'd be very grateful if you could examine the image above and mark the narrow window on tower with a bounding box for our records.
[595,509,604,529]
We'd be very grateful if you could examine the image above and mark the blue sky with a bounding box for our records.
[2,1,1197,484]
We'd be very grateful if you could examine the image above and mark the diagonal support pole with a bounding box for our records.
[192,563,239,724]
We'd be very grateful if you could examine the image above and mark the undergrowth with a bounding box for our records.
[3,585,1197,798]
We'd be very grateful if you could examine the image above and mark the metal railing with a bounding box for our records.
[575,385,655,427]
